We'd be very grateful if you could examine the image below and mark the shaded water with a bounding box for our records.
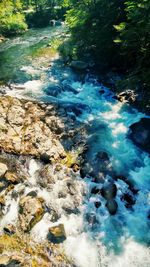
[0,26,150,267]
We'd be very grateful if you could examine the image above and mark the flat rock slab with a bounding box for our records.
[0,96,66,160]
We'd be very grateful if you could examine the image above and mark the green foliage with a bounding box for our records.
[24,0,65,27]
[0,13,27,35]
[0,0,27,36]
[64,0,150,104]
[64,0,125,68]
[118,1,150,86]
[0,0,65,34]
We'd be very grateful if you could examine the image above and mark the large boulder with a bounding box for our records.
[70,61,88,71]
[101,182,117,200]
[44,85,62,97]
[19,195,45,232]
[129,118,150,153]
[106,199,118,215]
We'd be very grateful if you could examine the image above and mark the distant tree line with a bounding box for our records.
[0,0,64,35]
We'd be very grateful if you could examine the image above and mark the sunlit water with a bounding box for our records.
[0,26,150,267]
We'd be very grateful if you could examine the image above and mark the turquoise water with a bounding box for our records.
[0,26,63,83]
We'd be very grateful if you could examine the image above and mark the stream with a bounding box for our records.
[0,26,150,267]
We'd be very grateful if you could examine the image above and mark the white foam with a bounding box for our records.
[64,233,101,267]
[110,239,150,267]
[28,159,41,185]
[0,197,19,227]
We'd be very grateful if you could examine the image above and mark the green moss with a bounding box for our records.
[31,46,57,59]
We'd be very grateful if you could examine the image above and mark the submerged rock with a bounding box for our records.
[48,224,66,243]
[19,195,45,232]
[44,84,62,97]
[106,199,118,215]
[101,182,117,200]
[62,84,78,94]
[94,201,101,209]
[91,187,101,195]
[96,151,109,161]
[129,118,150,153]
[121,193,136,209]
[85,213,97,225]
[70,61,88,71]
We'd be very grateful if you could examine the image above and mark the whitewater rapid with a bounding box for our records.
[0,26,150,267]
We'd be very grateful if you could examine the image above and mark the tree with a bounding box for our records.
[0,0,27,36]
[64,0,126,68]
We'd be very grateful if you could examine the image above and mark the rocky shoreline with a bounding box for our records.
[0,95,87,266]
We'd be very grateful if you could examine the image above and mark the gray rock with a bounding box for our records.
[106,199,118,215]
[44,85,62,97]
[101,183,117,200]
[129,118,150,153]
